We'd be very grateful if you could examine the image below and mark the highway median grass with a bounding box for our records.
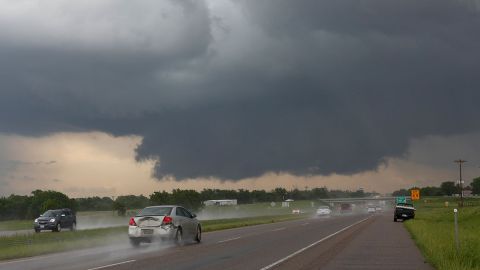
[0,226,127,261]
[0,213,308,261]
[0,220,33,231]
[404,197,480,270]
[201,213,309,232]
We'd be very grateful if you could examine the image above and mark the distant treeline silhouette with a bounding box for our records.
[0,187,376,220]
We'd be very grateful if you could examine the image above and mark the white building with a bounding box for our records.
[203,199,238,206]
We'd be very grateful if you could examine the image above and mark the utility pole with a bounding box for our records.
[454,159,467,207]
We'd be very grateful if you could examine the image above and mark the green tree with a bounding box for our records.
[250,190,270,202]
[41,198,63,213]
[115,195,150,209]
[350,189,366,198]
[170,189,202,210]
[151,189,202,211]
[113,201,126,216]
[75,197,114,211]
[236,189,251,204]
[273,187,287,201]
[28,190,76,218]
[0,195,31,220]
[311,187,328,199]
[440,181,457,196]
[420,186,444,196]
[471,177,480,195]
[150,191,171,205]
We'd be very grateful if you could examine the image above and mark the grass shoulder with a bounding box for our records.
[404,197,480,270]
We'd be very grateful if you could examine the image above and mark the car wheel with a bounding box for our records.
[34,229,40,233]
[54,223,61,232]
[195,226,202,243]
[393,217,397,222]
[175,228,184,246]
[129,238,140,247]
[71,222,76,231]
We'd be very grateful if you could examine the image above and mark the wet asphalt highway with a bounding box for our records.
[0,213,432,270]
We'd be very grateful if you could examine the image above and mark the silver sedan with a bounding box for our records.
[128,205,202,246]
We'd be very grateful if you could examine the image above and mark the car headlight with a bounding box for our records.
[34,219,38,223]
[49,218,56,223]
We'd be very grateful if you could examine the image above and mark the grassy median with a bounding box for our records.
[201,213,309,232]
[0,226,127,261]
[0,220,33,231]
[404,197,480,270]
[0,213,308,261]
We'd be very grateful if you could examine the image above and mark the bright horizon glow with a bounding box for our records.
[1,131,477,198]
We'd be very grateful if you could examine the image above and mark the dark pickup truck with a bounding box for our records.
[393,203,415,222]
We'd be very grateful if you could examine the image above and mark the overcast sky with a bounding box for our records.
[1,0,480,197]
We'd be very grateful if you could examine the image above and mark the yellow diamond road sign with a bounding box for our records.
[411,189,420,201]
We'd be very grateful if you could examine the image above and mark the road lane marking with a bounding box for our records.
[217,236,241,243]
[259,216,371,270]
[301,223,309,226]
[271,227,286,232]
[86,260,136,270]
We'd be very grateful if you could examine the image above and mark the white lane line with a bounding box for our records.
[259,217,370,270]
[271,227,286,232]
[301,223,309,226]
[86,260,136,270]
[217,236,242,243]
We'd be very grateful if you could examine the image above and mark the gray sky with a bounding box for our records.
[1,0,480,196]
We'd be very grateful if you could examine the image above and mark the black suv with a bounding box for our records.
[393,203,415,222]
[34,208,76,232]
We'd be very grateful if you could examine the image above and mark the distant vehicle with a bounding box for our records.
[34,208,76,233]
[292,209,301,214]
[367,207,376,213]
[128,205,201,247]
[375,206,382,212]
[340,203,352,214]
[316,206,332,216]
[394,203,415,222]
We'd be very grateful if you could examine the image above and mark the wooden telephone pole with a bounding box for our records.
[454,159,467,207]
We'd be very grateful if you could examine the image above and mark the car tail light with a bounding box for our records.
[162,216,173,225]
[129,217,137,226]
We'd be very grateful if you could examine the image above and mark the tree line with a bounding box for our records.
[0,187,375,220]
[392,177,480,197]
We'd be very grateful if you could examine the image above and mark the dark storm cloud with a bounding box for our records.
[1,0,480,181]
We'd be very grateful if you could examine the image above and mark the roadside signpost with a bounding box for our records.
[396,196,407,204]
[454,208,459,251]
[411,189,420,201]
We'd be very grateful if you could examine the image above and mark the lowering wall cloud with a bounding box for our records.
[0,0,479,185]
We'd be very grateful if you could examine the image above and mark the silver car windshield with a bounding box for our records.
[42,210,61,217]
[137,207,172,216]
